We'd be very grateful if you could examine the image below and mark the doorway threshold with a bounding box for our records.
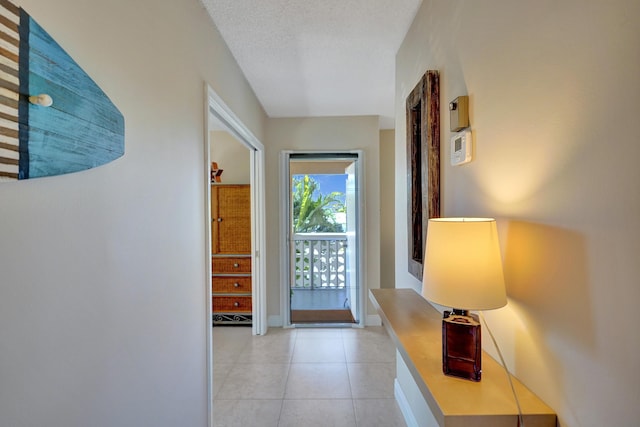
[291,309,355,324]
[292,322,357,328]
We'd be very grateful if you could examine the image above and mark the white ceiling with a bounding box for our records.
[201,0,422,129]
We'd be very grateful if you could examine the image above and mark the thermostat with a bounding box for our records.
[450,130,472,166]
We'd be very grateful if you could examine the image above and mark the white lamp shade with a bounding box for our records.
[422,218,507,310]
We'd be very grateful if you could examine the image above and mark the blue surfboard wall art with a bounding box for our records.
[0,0,124,181]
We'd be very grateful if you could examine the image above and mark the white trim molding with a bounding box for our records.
[205,82,268,425]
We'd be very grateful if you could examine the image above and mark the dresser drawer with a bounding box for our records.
[212,276,252,293]
[212,256,251,273]
[213,296,252,312]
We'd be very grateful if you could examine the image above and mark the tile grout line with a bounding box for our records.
[276,329,298,425]
[341,328,360,426]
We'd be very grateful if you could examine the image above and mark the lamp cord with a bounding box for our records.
[479,311,525,427]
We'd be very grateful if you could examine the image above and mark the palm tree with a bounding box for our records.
[292,175,344,233]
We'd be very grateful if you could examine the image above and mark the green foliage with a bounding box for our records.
[292,175,345,233]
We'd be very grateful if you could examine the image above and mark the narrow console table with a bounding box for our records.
[370,288,556,427]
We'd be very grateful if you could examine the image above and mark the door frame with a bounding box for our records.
[204,84,267,425]
[279,150,365,328]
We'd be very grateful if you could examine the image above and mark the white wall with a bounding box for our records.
[265,117,380,324]
[379,129,395,289]
[0,1,265,426]
[395,1,640,426]
[210,130,251,185]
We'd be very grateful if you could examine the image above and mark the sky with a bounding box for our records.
[293,173,347,199]
[310,174,347,196]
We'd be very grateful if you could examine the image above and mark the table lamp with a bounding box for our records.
[421,218,507,381]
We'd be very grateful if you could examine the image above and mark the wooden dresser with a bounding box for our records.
[211,184,252,325]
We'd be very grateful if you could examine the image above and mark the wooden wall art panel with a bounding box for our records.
[0,0,124,181]
[406,70,440,281]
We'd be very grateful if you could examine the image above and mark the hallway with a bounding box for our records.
[212,326,407,426]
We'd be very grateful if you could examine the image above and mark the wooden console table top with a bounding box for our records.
[370,288,556,427]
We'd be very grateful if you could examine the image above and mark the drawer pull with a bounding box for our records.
[233,263,239,268]
[217,218,222,222]
[234,301,240,307]
[234,282,240,287]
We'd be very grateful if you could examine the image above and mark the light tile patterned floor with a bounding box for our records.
[213,326,407,427]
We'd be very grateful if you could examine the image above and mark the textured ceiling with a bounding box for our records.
[201,0,422,129]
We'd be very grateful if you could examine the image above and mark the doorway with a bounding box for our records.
[281,151,364,327]
[206,85,266,335]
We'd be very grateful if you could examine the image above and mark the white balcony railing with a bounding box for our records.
[292,232,347,290]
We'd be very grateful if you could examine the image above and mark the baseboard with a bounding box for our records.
[394,378,419,427]
[366,314,381,326]
[268,315,282,327]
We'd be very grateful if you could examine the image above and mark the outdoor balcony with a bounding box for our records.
[290,232,351,314]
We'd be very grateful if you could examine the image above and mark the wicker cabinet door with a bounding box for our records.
[211,185,251,254]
